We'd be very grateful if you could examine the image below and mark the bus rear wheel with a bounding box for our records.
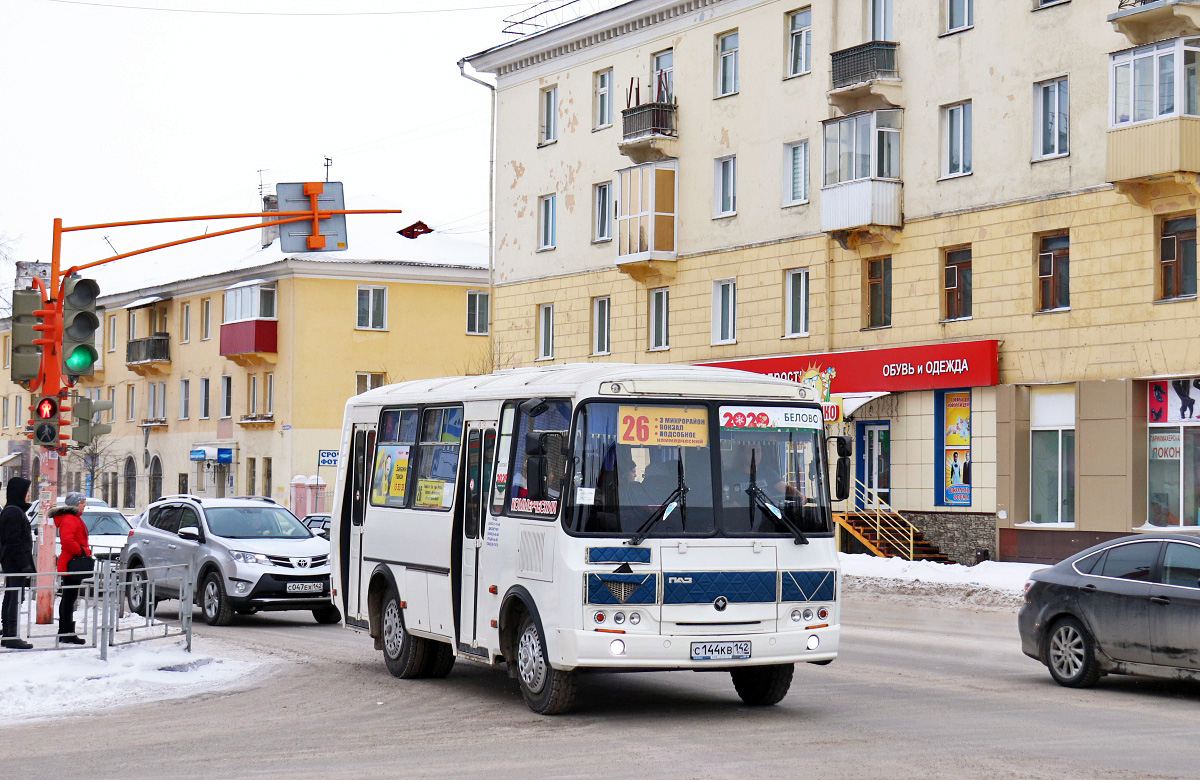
[731,663,794,706]
[515,613,576,715]
[381,587,427,679]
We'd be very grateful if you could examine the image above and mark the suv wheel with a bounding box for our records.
[126,565,155,617]
[201,571,234,626]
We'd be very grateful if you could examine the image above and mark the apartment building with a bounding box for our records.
[463,0,1200,562]
[0,256,490,513]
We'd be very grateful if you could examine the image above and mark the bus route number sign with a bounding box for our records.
[617,406,708,448]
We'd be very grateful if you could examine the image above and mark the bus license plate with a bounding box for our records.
[691,641,751,661]
[286,582,323,593]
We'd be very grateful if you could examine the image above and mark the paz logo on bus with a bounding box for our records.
[668,576,693,584]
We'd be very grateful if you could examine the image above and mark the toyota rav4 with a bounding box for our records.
[122,495,339,626]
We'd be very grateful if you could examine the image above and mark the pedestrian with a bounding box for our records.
[0,477,35,649]
[51,492,92,645]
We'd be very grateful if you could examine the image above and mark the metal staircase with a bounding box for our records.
[833,478,951,562]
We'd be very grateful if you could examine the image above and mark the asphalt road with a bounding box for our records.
[4,591,1200,779]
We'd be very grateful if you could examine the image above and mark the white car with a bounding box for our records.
[81,508,133,561]
[27,496,109,524]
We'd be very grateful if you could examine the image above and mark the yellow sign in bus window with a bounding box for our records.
[617,406,708,448]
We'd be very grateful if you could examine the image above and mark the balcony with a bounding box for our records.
[1107,116,1200,203]
[220,319,278,367]
[618,101,678,164]
[820,179,904,249]
[126,335,171,376]
[1110,0,1200,45]
[828,41,901,113]
[238,413,275,428]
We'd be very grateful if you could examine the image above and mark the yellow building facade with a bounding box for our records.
[0,258,489,513]
[465,0,1200,562]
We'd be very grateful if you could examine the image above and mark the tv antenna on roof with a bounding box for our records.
[324,157,333,182]
[257,169,270,196]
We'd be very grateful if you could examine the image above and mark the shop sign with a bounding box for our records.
[216,448,233,464]
[701,340,999,395]
[1149,379,1200,424]
[1150,431,1181,460]
[189,449,207,462]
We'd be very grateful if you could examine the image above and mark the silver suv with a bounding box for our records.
[122,495,338,626]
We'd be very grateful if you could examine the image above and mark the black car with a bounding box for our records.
[1019,533,1200,687]
[302,514,331,539]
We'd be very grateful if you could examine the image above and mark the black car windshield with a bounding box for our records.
[82,511,132,535]
[565,401,832,538]
[206,507,311,539]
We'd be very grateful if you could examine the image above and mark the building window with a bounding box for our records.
[179,379,190,419]
[247,457,256,497]
[466,291,489,335]
[616,162,676,260]
[357,286,387,330]
[788,9,812,77]
[201,299,212,340]
[783,140,809,205]
[199,378,210,419]
[264,457,272,499]
[538,194,557,250]
[871,0,892,39]
[107,316,116,352]
[539,85,558,144]
[107,387,116,422]
[223,283,276,323]
[712,279,737,344]
[1160,216,1197,300]
[537,303,554,360]
[181,303,191,343]
[594,181,612,241]
[248,374,258,415]
[1034,77,1069,159]
[942,101,972,177]
[127,310,136,341]
[2,397,8,429]
[823,110,901,185]
[785,269,810,337]
[592,296,611,355]
[220,375,232,419]
[123,457,136,509]
[149,381,166,420]
[595,68,613,128]
[716,31,739,96]
[265,373,274,414]
[944,247,972,320]
[946,0,972,32]
[714,156,737,217]
[652,49,673,101]
[1030,386,1075,525]
[1111,38,1200,126]
[356,372,385,395]
[1038,234,1070,311]
[126,385,135,421]
[649,287,669,350]
[866,257,892,329]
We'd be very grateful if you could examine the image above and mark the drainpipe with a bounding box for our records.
[457,58,497,346]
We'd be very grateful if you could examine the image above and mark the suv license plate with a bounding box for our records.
[691,641,751,661]
[286,582,324,593]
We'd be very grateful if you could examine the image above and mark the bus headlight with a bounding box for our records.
[802,608,814,622]
[790,609,802,623]
[614,612,626,625]
[807,635,820,651]
[628,612,641,625]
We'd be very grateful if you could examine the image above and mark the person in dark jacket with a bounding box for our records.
[0,477,35,649]
[51,492,90,645]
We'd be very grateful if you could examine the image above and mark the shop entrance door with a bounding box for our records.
[863,423,891,508]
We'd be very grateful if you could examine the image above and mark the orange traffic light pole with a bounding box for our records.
[27,184,403,623]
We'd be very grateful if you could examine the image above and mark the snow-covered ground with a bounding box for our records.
[0,641,260,725]
[839,553,1046,593]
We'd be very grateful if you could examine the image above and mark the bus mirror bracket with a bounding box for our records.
[520,397,549,418]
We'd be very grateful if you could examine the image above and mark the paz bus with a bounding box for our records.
[329,363,850,714]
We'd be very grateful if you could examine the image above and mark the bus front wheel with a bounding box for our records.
[730,663,794,706]
[515,613,576,715]
[381,587,427,679]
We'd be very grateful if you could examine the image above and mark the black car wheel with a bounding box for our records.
[1046,616,1101,688]
[313,604,341,624]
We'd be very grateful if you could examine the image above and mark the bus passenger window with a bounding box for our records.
[492,404,516,514]
[412,406,464,510]
[370,408,418,508]
[509,399,570,518]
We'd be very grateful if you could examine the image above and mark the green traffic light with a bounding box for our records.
[64,345,98,374]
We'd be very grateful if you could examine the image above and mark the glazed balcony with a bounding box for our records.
[828,41,901,113]
[820,179,904,247]
[1110,0,1200,45]
[220,318,278,368]
[126,335,171,376]
[619,101,678,164]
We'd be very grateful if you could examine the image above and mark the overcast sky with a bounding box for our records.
[0,0,525,300]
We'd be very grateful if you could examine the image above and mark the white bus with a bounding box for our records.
[330,364,850,714]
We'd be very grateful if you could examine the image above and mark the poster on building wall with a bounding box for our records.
[1149,379,1200,423]
[942,391,972,506]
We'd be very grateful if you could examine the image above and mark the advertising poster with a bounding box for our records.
[370,445,410,507]
[1149,379,1200,423]
[942,391,971,506]
[617,406,709,447]
[415,479,446,509]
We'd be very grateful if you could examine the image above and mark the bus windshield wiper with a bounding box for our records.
[626,455,688,546]
[746,452,808,546]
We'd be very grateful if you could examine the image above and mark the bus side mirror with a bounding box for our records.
[835,435,851,458]
[835,456,851,501]
[527,456,548,500]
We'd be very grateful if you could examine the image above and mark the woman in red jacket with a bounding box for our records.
[51,492,91,645]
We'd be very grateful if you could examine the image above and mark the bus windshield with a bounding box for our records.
[566,401,832,538]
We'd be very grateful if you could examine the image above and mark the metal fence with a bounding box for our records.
[0,559,193,660]
[831,41,899,90]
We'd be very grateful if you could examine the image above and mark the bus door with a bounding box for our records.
[343,424,375,621]
[459,424,496,649]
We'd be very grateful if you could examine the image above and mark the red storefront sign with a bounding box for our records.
[701,340,999,394]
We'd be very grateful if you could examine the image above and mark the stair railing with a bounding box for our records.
[834,478,917,560]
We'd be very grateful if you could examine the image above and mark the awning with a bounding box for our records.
[189,446,217,462]
[841,392,890,418]
[225,278,267,291]
[124,296,164,310]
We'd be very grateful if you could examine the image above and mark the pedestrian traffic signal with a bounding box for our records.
[60,276,100,379]
[32,395,61,446]
[10,288,43,385]
[71,396,113,446]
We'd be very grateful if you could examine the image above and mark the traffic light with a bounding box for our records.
[71,396,113,446]
[32,395,60,446]
[60,276,100,379]
[10,288,43,385]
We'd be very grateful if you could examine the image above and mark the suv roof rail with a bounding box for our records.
[154,493,202,502]
[231,495,276,503]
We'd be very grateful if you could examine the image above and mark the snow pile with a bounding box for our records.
[839,553,1048,609]
[0,641,260,724]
